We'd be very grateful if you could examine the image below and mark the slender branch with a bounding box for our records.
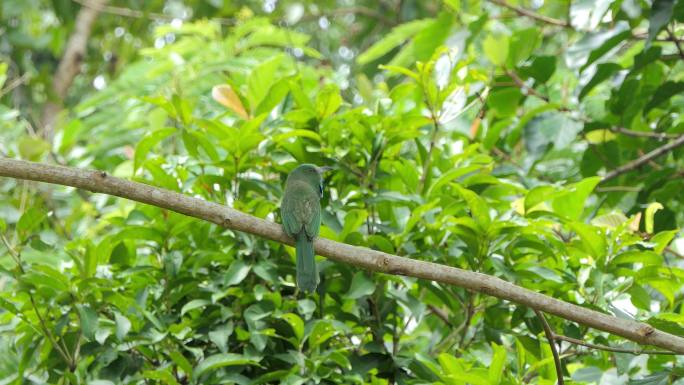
[1,158,684,353]
[595,186,642,193]
[534,310,565,385]
[665,246,684,259]
[42,0,109,140]
[506,69,550,102]
[610,127,678,140]
[553,334,677,355]
[72,0,234,25]
[428,304,451,325]
[487,0,570,28]
[601,134,684,183]
[0,72,30,98]
[667,27,684,60]
[299,6,394,25]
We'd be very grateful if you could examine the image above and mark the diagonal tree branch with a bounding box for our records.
[601,134,684,183]
[1,157,684,353]
[41,0,109,141]
[534,310,565,385]
[486,0,570,28]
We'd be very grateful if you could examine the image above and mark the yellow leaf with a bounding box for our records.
[211,85,249,119]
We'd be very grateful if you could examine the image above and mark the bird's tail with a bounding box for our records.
[296,235,318,292]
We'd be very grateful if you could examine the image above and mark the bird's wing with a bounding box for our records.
[304,200,321,239]
[281,193,303,237]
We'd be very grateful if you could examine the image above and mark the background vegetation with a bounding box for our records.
[1,0,684,383]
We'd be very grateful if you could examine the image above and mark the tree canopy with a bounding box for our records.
[1,0,684,384]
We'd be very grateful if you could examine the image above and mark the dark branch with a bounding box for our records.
[534,310,565,385]
[601,134,684,183]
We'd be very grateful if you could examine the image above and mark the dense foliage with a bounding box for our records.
[1,0,684,384]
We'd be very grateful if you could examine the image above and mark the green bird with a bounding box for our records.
[281,164,332,292]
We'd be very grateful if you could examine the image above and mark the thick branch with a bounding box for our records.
[1,158,684,353]
[601,134,684,183]
[42,0,109,140]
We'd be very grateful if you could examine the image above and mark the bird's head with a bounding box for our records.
[288,164,333,187]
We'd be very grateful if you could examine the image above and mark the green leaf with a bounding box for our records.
[648,317,684,337]
[612,251,663,266]
[193,353,259,379]
[17,207,46,234]
[316,84,343,118]
[143,369,181,385]
[525,186,558,213]
[651,230,677,253]
[488,343,506,385]
[223,260,251,286]
[181,299,211,316]
[169,350,193,375]
[308,320,336,348]
[77,304,98,341]
[581,30,631,72]
[114,312,131,341]
[645,202,664,234]
[18,136,50,161]
[579,62,622,100]
[552,177,601,221]
[345,272,375,299]
[519,56,556,83]
[570,222,607,260]
[281,313,304,342]
[507,28,541,66]
[483,34,509,66]
[134,127,176,171]
[357,19,432,65]
[647,0,675,45]
[209,323,234,353]
[247,55,283,113]
[340,209,368,241]
[487,88,523,118]
[524,112,583,158]
[584,129,617,143]
[454,185,491,230]
[629,285,652,310]
[413,12,453,61]
[644,81,684,112]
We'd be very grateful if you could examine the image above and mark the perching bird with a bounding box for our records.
[281,164,332,292]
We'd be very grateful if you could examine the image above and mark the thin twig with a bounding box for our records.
[428,304,451,325]
[667,27,684,60]
[610,127,678,140]
[534,310,565,385]
[299,6,394,25]
[0,72,30,98]
[72,0,235,25]
[595,186,642,193]
[665,246,684,259]
[487,0,570,28]
[553,334,677,355]
[601,134,684,183]
[506,69,549,102]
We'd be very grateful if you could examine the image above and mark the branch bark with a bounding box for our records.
[1,158,684,353]
[601,134,684,183]
[41,0,109,141]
